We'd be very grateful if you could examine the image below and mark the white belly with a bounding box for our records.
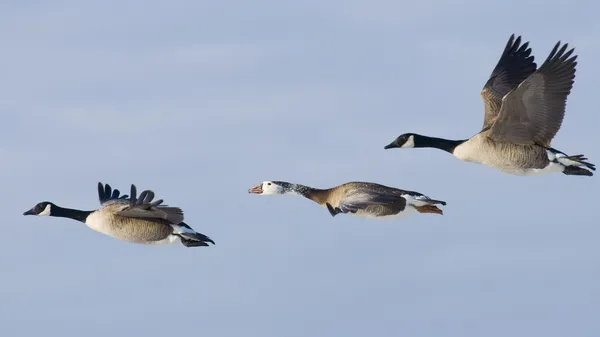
[142,235,181,246]
[502,162,564,176]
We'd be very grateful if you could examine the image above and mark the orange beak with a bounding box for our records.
[248,184,263,194]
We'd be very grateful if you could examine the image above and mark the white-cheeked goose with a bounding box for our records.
[23,182,215,247]
[384,34,595,177]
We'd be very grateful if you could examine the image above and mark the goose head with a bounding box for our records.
[248,181,289,195]
[23,201,55,216]
[384,133,417,149]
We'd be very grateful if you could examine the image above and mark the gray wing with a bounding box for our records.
[480,34,537,130]
[115,184,184,224]
[97,182,129,206]
[488,41,577,146]
[337,190,406,214]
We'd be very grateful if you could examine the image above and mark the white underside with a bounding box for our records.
[142,235,181,246]
[513,162,564,176]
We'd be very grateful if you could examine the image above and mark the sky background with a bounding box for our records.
[1,1,599,336]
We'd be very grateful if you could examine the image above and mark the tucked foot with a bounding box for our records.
[413,205,444,215]
[563,166,594,176]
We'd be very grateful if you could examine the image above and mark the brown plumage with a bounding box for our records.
[23,182,215,247]
[248,181,446,219]
[384,34,595,177]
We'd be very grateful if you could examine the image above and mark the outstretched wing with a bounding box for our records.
[489,41,577,146]
[115,184,185,224]
[480,34,537,130]
[97,182,129,206]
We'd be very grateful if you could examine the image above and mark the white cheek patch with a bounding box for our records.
[38,204,52,216]
[401,135,415,148]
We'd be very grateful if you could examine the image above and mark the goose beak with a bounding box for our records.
[384,141,398,150]
[23,208,35,216]
[248,184,263,194]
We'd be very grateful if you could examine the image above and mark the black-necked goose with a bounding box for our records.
[23,182,215,247]
[384,34,595,176]
[248,181,446,218]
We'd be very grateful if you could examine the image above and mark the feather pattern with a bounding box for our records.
[116,184,184,224]
[385,34,594,177]
[481,34,537,130]
[25,182,214,247]
[97,182,129,206]
[489,41,577,146]
[255,181,446,218]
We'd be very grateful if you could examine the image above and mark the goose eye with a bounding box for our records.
[267,183,272,186]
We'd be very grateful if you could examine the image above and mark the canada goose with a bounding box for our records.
[23,182,215,247]
[384,34,595,176]
[248,181,446,218]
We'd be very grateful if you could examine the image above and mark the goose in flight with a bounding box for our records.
[23,182,215,247]
[248,180,447,218]
[384,34,595,176]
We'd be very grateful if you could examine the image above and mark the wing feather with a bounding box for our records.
[97,182,129,206]
[116,184,184,224]
[480,34,537,130]
[337,191,406,214]
[489,41,577,146]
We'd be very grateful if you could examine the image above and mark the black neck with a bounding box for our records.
[52,206,93,223]
[415,135,466,154]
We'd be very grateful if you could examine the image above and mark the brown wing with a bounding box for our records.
[336,190,404,214]
[480,34,537,130]
[488,41,577,146]
[116,184,185,224]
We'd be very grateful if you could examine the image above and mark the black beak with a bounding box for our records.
[384,141,398,150]
[23,209,35,216]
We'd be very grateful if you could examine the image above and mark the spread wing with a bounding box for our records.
[488,41,577,146]
[97,182,129,206]
[480,34,537,130]
[115,184,185,224]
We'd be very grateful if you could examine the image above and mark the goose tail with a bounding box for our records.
[403,194,446,215]
[548,149,595,176]
[558,154,595,176]
[172,223,215,247]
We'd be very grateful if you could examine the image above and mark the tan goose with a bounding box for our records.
[248,181,446,218]
[384,34,595,176]
[23,182,215,247]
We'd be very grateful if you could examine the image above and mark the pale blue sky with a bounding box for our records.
[1,1,599,336]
